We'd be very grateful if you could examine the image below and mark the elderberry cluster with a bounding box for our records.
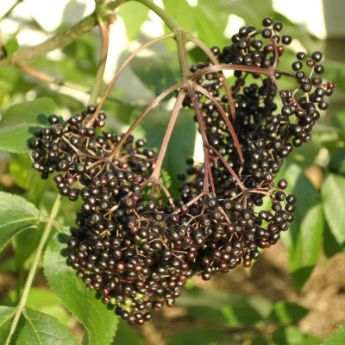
[29,17,334,325]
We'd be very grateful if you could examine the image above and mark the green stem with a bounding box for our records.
[1,0,191,81]
[5,196,61,345]
[0,15,97,66]
[89,18,110,104]
[122,0,189,78]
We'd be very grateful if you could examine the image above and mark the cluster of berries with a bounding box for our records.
[30,18,334,325]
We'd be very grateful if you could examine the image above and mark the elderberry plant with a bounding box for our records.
[28,12,334,325]
[0,0,343,344]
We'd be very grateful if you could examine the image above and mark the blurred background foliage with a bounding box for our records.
[0,0,345,344]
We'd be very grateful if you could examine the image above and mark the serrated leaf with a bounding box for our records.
[0,192,41,253]
[44,231,119,345]
[281,164,324,291]
[120,3,149,40]
[3,287,70,326]
[322,324,345,345]
[0,307,78,345]
[0,306,16,343]
[269,301,308,325]
[322,174,345,244]
[0,98,58,153]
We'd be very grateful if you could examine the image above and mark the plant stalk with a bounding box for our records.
[89,18,110,104]
[5,195,61,345]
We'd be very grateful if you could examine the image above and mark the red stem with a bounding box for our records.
[186,35,237,121]
[207,144,246,191]
[109,82,185,159]
[186,83,212,194]
[194,84,244,164]
[86,32,174,127]
[190,64,274,81]
[151,91,186,180]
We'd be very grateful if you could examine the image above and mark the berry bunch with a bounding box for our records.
[30,17,334,325]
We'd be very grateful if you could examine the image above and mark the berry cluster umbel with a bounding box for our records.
[30,18,334,325]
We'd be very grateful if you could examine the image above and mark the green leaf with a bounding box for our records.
[269,301,308,325]
[323,223,344,259]
[131,54,180,96]
[322,174,345,244]
[329,151,345,176]
[219,0,274,25]
[167,328,235,345]
[4,37,19,58]
[0,98,58,153]
[44,230,119,345]
[0,306,16,343]
[196,0,229,47]
[162,0,195,33]
[119,3,149,40]
[281,164,324,291]
[113,320,145,345]
[0,307,79,345]
[9,154,32,190]
[178,287,269,326]
[322,324,345,345]
[140,106,196,193]
[273,326,321,345]
[161,170,172,189]
[3,287,70,326]
[0,192,40,253]
[9,153,53,204]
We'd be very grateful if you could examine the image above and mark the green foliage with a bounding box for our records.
[0,307,79,345]
[140,106,196,190]
[44,230,119,345]
[269,301,308,325]
[272,326,321,345]
[281,164,324,291]
[0,98,58,153]
[119,2,149,40]
[322,174,345,244]
[0,192,41,253]
[0,0,344,344]
[113,321,145,345]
